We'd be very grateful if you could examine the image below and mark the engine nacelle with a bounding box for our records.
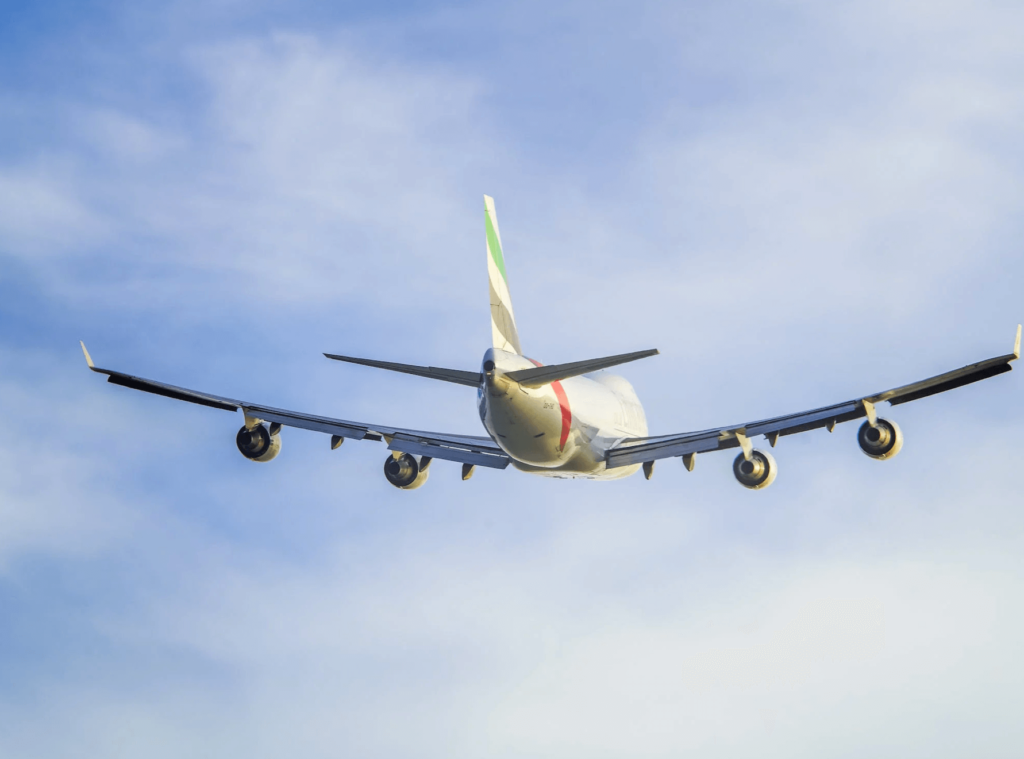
[733,449,777,490]
[857,418,903,460]
[236,424,282,462]
[383,453,431,490]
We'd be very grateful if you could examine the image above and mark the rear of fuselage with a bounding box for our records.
[478,348,647,479]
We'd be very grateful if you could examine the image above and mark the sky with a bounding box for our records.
[1,0,1023,756]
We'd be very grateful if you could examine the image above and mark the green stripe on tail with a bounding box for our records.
[485,211,508,283]
[484,195,521,355]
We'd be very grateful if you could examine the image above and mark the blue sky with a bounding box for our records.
[1,1,1023,756]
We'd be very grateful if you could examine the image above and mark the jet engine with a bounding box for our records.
[384,452,431,490]
[857,418,903,460]
[732,449,777,490]
[236,423,282,462]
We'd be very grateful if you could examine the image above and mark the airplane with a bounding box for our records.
[82,195,1021,490]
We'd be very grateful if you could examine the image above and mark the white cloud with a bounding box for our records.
[0,33,498,316]
[1,1,1023,757]
[482,558,1024,758]
[79,108,187,162]
[0,166,110,259]
[0,349,145,569]
[3,454,1022,757]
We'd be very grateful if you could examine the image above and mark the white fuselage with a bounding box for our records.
[477,348,647,479]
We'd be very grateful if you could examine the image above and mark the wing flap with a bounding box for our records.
[606,434,722,469]
[243,404,372,440]
[746,401,864,437]
[388,434,510,469]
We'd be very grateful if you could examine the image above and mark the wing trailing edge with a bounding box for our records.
[81,341,243,412]
[80,342,508,467]
[606,324,1020,469]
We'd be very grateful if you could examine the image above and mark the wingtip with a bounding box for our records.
[79,340,95,369]
[1014,324,1021,359]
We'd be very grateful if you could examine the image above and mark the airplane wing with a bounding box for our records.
[80,343,510,470]
[606,326,1021,469]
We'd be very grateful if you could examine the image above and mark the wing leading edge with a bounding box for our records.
[81,343,509,469]
[607,325,1021,469]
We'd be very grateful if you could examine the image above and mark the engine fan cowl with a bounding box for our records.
[857,418,903,460]
[236,424,282,462]
[384,453,430,490]
[732,449,778,490]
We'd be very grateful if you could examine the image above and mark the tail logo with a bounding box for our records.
[485,196,523,355]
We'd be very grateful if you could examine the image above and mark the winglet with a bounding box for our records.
[1014,324,1021,360]
[80,341,96,370]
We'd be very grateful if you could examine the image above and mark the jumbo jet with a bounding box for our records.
[82,196,1020,490]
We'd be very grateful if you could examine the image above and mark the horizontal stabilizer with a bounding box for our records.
[506,349,659,388]
[324,353,482,387]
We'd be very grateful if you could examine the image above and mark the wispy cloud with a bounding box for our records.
[1,1,1022,757]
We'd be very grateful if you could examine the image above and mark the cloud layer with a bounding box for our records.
[1,1,1022,757]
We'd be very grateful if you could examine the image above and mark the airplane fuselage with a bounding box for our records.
[478,348,647,479]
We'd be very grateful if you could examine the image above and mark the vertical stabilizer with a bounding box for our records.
[485,195,522,354]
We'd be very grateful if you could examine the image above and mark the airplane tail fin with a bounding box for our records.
[485,195,522,355]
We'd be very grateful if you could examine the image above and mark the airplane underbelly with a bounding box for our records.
[484,384,574,467]
[482,366,647,478]
[510,450,640,479]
